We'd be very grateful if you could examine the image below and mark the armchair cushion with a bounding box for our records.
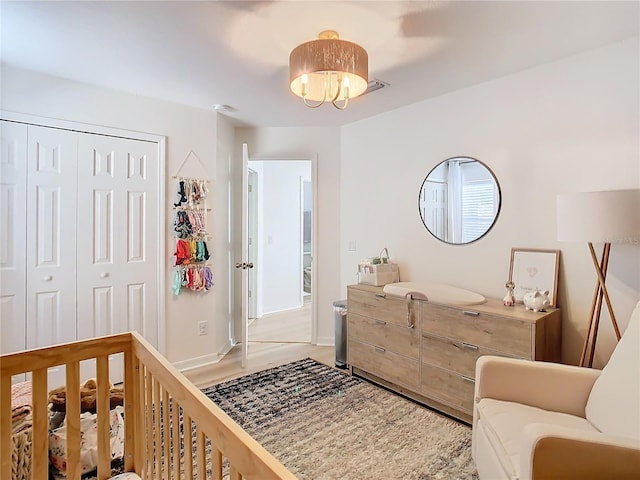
[585,301,640,440]
[475,356,600,417]
[475,399,598,479]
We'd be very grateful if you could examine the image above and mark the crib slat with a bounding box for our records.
[96,355,110,480]
[154,378,162,479]
[0,375,11,480]
[183,414,193,479]
[66,361,81,480]
[163,388,171,480]
[32,368,49,480]
[171,399,180,480]
[212,446,223,480]
[133,362,147,478]
[145,368,154,480]
[196,424,206,480]
[230,465,242,480]
[124,351,135,473]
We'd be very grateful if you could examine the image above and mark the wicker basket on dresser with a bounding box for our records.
[347,284,562,424]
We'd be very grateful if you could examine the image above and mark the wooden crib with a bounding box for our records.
[1,332,294,480]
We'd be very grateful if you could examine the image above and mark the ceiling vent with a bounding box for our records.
[361,79,389,96]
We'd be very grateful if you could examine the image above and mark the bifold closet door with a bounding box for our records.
[76,134,159,349]
[0,121,27,356]
[25,125,78,351]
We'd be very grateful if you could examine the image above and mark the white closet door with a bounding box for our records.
[76,134,159,349]
[26,125,78,388]
[0,121,27,356]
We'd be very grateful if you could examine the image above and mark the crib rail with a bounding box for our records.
[1,332,293,480]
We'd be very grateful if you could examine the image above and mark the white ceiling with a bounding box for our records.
[2,1,638,127]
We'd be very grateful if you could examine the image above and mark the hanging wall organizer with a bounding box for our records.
[172,151,213,295]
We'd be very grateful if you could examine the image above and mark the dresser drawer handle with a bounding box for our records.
[463,310,480,317]
[375,319,387,326]
[462,343,479,350]
[462,375,475,383]
[374,346,386,353]
[375,293,386,298]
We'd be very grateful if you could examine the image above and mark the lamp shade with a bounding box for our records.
[556,189,640,243]
[289,30,368,103]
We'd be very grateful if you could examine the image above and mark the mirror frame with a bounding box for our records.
[418,156,502,245]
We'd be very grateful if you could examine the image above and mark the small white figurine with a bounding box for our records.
[503,281,515,307]
[523,290,551,312]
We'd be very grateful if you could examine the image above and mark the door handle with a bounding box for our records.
[235,262,254,270]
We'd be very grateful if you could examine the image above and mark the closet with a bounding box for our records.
[0,119,162,385]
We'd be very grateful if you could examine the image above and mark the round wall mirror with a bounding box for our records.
[418,156,501,245]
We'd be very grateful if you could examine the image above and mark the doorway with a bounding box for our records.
[247,159,313,343]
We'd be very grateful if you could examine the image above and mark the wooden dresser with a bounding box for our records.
[347,284,561,423]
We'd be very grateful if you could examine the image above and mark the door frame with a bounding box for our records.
[1,110,167,354]
[237,152,319,346]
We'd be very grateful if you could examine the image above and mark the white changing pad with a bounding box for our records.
[383,281,486,306]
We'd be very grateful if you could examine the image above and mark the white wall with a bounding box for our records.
[1,65,233,366]
[252,160,310,315]
[234,128,341,345]
[340,37,640,367]
[5,36,637,369]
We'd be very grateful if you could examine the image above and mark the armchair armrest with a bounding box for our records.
[520,423,640,480]
[475,356,601,417]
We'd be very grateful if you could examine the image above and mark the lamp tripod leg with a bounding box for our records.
[580,243,609,367]
[581,243,621,368]
[588,243,621,340]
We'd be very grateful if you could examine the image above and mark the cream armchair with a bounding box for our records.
[472,301,640,480]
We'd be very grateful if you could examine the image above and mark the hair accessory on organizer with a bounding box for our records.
[173,180,187,207]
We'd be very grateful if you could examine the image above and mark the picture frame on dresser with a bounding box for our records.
[509,248,560,307]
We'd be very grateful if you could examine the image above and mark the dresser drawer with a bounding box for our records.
[348,287,417,328]
[421,332,519,378]
[422,303,531,358]
[349,312,419,359]
[348,339,419,390]
[421,363,475,414]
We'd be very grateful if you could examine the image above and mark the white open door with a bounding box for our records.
[239,143,250,368]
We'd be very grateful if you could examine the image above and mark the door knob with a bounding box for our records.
[246,262,254,269]
[235,263,243,269]
[100,272,109,278]
[43,275,53,281]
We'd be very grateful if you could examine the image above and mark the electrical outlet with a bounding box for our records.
[198,321,208,336]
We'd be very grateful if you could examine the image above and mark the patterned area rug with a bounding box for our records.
[202,358,478,480]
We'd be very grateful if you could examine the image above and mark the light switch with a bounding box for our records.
[348,240,357,251]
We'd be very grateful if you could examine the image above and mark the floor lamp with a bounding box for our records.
[557,189,640,368]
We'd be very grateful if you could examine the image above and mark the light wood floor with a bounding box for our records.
[184,341,335,389]
[248,296,311,343]
[184,296,333,389]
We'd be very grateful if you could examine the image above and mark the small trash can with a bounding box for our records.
[333,299,348,369]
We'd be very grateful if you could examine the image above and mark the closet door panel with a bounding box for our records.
[0,121,27,355]
[77,135,158,349]
[26,125,78,351]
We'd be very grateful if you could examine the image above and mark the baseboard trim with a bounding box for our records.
[316,336,334,346]
[174,340,236,373]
